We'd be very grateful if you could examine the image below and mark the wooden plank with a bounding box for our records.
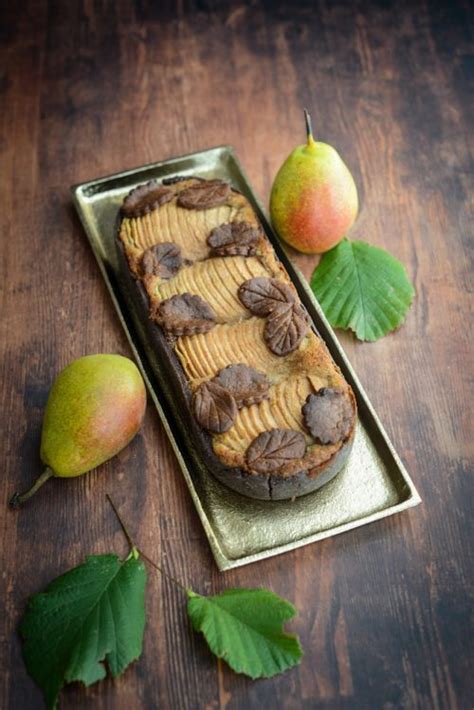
[0,0,472,708]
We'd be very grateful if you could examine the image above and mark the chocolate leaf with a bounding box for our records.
[141,243,182,279]
[207,222,260,257]
[122,181,174,217]
[177,180,230,210]
[302,388,353,444]
[246,429,306,474]
[264,303,310,356]
[154,293,215,336]
[213,364,269,408]
[238,278,295,317]
[193,381,237,433]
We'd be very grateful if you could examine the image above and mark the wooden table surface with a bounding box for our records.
[1,1,472,708]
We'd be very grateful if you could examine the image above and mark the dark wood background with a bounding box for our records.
[1,1,472,708]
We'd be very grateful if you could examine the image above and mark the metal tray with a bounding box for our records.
[71,146,421,571]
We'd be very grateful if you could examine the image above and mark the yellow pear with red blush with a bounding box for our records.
[270,110,358,254]
[10,354,146,507]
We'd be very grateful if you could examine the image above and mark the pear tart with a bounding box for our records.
[117,177,356,500]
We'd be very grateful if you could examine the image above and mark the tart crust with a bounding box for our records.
[117,177,356,500]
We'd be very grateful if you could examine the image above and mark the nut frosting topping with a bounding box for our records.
[122,181,174,217]
[213,364,269,408]
[193,381,237,433]
[302,387,353,444]
[141,242,183,279]
[177,180,230,210]
[154,293,216,336]
[245,428,306,474]
[207,221,260,257]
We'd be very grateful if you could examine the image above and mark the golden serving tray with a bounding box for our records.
[72,146,421,571]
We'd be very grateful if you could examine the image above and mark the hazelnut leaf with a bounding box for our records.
[310,239,415,341]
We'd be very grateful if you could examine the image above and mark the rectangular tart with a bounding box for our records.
[117,177,357,500]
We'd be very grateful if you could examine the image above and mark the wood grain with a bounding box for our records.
[1,0,473,708]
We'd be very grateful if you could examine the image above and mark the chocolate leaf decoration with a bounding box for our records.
[193,381,237,433]
[141,243,182,279]
[122,181,174,217]
[154,293,215,336]
[264,303,309,356]
[213,364,269,408]
[207,221,260,257]
[177,180,230,210]
[238,278,295,317]
[246,429,306,474]
[302,388,354,444]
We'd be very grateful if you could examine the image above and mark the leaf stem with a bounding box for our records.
[136,548,189,594]
[106,494,136,551]
[9,468,54,509]
[106,494,190,594]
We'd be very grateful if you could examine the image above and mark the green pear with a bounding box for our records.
[10,354,146,507]
[270,109,358,254]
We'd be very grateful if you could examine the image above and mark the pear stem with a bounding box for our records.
[106,494,189,594]
[304,108,315,146]
[9,467,54,509]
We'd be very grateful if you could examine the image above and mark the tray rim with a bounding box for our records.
[71,144,421,571]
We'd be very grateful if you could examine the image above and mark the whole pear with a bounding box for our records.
[270,110,358,254]
[10,354,146,507]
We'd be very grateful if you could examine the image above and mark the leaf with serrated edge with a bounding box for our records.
[311,239,415,341]
[187,588,303,679]
[20,554,147,710]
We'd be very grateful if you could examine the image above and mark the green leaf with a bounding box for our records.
[310,239,415,341]
[187,588,303,679]
[20,554,147,710]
